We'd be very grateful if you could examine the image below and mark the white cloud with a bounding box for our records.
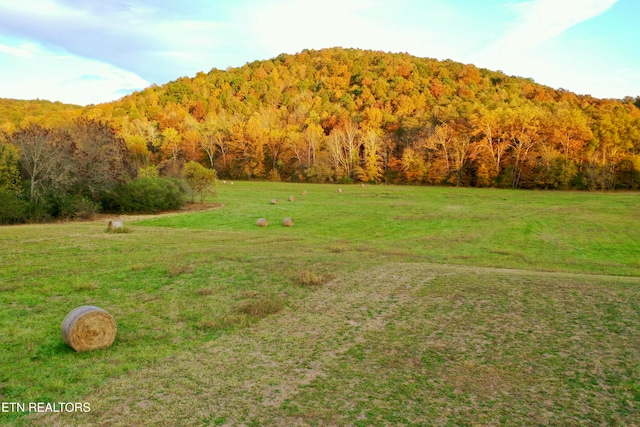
[463,0,629,97]
[0,0,635,102]
[246,0,442,59]
[0,41,39,58]
[512,0,615,48]
[476,0,619,60]
[0,41,149,105]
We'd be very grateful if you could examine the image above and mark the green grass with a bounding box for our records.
[0,182,638,425]
[139,182,640,275]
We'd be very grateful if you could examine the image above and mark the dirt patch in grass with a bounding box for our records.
[94,202,223,223]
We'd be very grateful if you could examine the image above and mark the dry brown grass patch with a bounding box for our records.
[166,263,196,277]
[197,313,251,331]
[444,360,527,398]
[237,297,285,318]
[326,242,350,253]
[296,271,335,287]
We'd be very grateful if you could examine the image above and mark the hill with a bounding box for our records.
[2,47,640,190]
[0,98,82,133]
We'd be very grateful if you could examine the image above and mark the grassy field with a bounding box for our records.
[1,182,639,426]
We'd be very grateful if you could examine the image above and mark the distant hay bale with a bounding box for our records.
[270,199,278,205]
[230,181,234,185]
[301,190,307,195]
[282,217,294,227]
[336,188,342,193]
[106,220,129,234]
[288,195,296,202]
[61,306,117,352]
[360,183,365,188]
[107,220,123,231]
[222,180,227,184]
[256,218,268,227]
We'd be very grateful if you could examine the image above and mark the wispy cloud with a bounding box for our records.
[246,0,445,60]
[0,44,150,104]
[0,41,39,58]
[465,0,624,97]
[0,0,635,103]
[0,0,244,83]
[479,0,619,57]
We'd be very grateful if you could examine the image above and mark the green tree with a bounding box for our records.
[182,161,218,203]
[0,141,22,193]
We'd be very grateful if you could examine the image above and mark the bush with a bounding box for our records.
[0,190,28,224]
[181,161,217,203]
[44,193,100,219]
[104,177,186,214]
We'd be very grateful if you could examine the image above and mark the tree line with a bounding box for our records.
[0,118,215,223]
[1,48,639,221]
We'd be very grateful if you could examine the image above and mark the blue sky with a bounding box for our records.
[0,0,637,105]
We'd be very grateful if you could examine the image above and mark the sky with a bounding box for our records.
[0,0,638,106]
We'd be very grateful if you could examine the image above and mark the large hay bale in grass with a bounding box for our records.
[270,199,278,205]
[283,217,294,227]
[107,220,123,231]
[288,195,296,202]
[61,306,117,352]
[336,188,342,193]
[256,218,268,227]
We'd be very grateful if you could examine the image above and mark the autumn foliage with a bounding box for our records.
[2,48,640,221]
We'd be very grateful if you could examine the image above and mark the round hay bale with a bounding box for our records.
[336,188,343,193]
[230,181,234,185]
[270,198,278,205]
[360,183,365,188]
[222,180,227,184]
[61,306,117,352]
[282,217,294,227]
[107,220,123,231]
[256,218,268,227]
[288,195,296,202]
[301,190,308,195]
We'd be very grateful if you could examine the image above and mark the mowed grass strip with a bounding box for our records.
[0,183,638,425]
[28,263,640,426]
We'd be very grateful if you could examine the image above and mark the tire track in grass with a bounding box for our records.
[27,263,437,426]
[27,263,640,426]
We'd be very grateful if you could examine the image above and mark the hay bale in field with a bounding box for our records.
[256,218,268,227]
[288,195,296,202]
[360,183,365,188]
[270,199,278,205]
[222,180,227,184]
[230,181,234,185]
[301,190,307,195]
[61,306,117,352]
[107,220,124,231]
[336,188,342,193]
[282,217,294,227]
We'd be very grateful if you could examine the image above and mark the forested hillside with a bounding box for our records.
[91,47,640,189]
[1,48,640,221]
